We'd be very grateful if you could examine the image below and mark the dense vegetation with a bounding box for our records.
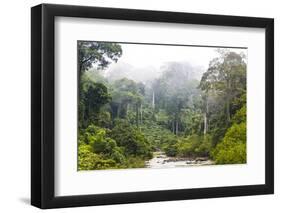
[78,41,247,170]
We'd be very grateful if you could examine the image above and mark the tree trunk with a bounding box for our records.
[175,120,179,136]
[126,103,128,117]
[140,103,143,124]
[204,113,207,135]
[152,90,155,109]
[226,79,231,123]
[226,97,230,123]
[136,104,139,127]
[204,98,209,135]
[117,105,120,118]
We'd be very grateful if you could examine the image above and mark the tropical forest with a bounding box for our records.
[78,41,247,170]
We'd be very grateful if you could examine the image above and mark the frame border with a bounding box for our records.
[31,3,274,209]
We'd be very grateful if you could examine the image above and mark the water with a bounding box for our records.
[145,151,214,169]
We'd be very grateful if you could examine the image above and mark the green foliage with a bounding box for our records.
[155,109,169,126]
[199,51,246,146]
[78,143,98,170]
[211,122,246,164]
[92,136,116,155]
[211,92,247,165]
[122,156,147,168]
[110,120,152,157]
[78,41,122,73]
[85,83,111,113]
[195,135,212,156]
[177,135,212,157]
[163,134,212,158]
[77,42,247,170]
[232,104,246,124]
[83,69,108,85]
[78,125,127,170]
[140,119,175,150]
[110,147,126,164]
[78,122,151,170]
[163,137,178,157]
[94,110,112,128]
[79,78,111,128]
[110,78,143,121]
[150,63,202,135]
[183,109,203,135]
[78,143,117,170]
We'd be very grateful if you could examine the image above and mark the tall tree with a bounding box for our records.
[80,82,111,128]
[78,41,122,74]
[199,50,246,143]
[111,78,144,124]
[153,63,200,135]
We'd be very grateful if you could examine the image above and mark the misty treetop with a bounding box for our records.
[77,41,247,170]
[78,41,122,73]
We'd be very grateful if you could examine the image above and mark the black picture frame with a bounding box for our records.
[31,3,274,209]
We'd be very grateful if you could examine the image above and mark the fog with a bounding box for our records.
[104,43,246,83]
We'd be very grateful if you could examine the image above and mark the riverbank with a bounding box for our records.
[145,151,214,169]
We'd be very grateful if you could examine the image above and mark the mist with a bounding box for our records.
[102,43,245,84]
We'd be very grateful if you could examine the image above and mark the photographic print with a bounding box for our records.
[77,41,247,171]
[31,5,273,208]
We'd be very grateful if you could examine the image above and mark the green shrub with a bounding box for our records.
[161,136,178,157]
[195,135,212,157]
[177,141,194,157]
[78,143,117,170]
[110,119,152,157]
[123,156,147,168]
[110,147,126,164]
[92,137,117,155]
[232,104,246,124]
[164,144,178,157]
[177,135,212,158]
[78,124,127,170]
[211,122,246,164]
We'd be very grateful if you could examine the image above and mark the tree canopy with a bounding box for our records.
[78,41,122,73]
[77,42,247,170]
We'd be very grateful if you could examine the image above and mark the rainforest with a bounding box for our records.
[78,41,247,170]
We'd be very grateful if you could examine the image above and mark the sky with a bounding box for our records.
[105,42,247,82]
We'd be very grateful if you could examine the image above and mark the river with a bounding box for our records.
[145,151,214,169]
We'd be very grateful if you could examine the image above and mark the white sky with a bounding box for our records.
[117,43,246,69]
[105,43,247,82]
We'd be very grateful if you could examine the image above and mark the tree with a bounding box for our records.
[151,63,200,135]
[111,78,144,125]
[211,122,246,164]
[199,50,246,143]
[78,41,122,128]
[78,143,117,170]
[200,51,246,122]
[211,93,246,164]
[110,119,152,157]
[80,82,111,128]
[78,41,122,74]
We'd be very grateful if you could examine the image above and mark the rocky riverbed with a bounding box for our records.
[145,151,214,169]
